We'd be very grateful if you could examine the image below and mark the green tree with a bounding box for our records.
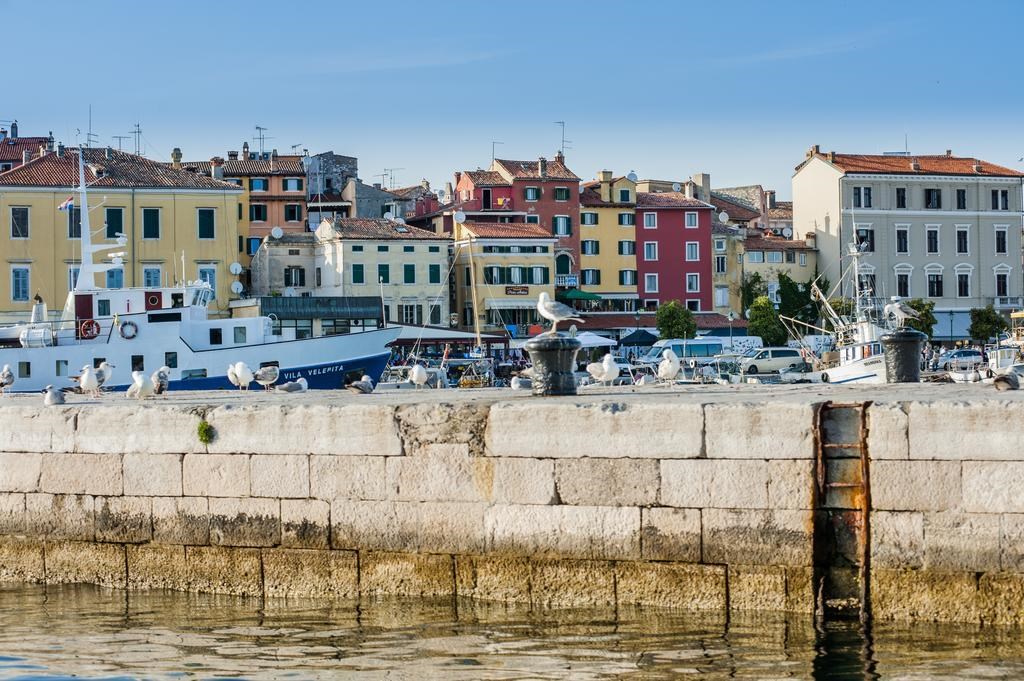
[903,298,937,338]
[777,272,817,325]
[747,295,788,346]
[655,300,697,339]
[968,305,1008,342]
[740,272,766,311]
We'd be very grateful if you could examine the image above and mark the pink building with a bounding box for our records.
[635,192,715,312]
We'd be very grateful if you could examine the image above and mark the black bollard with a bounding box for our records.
[524,333,582,396]
[880,328,928,383]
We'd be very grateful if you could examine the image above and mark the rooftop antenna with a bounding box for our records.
[111,135,131,151]
[905,133,908,155]
[491,140,503,161]
[383,167,405,188]
[290,143,303,154]
[131,123,143,155]
[374,171,388,187]
[85,104,99,148]
[553,121,571,154]
[253,125,273,156]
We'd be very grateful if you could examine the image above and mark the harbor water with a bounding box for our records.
[0,585,1022,680]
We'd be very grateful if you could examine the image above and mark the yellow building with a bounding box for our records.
[453,221,556,336]
[0,146,243,317]
[711,223,744,315]
[738,233,818,305]
[578,171,638,312]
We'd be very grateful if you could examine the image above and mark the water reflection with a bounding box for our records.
[0,584,1021,679]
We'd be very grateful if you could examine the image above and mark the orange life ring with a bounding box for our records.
[80,319,100,339]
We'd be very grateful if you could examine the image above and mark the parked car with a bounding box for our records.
[738,347,803,374]
[935,349,984,371]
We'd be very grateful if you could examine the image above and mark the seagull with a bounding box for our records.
[41,385,65,406]
[126,370,155,400]
[635,373,658,386]
[227,363,240,387]
[94,361,115,391]
[346,375,375,394]
[510,375,532,390]
[151,366,171,395]
[537,292,584,335]
[253,365,280,391]
[76,366,100,397]
[409,364,429,389]
[657,348,681,383]
[275,377,308,393]
[883,298,920,327]
[586,353,618,385]
[995,372,1020,391]
[0,364,13,396]
[228,362,254,390]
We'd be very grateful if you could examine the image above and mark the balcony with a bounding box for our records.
[555,274,579,288]
[994,296,1023,310]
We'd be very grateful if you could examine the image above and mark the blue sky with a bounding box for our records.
[5,0,1023,198]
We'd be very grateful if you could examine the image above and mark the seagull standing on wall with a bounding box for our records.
[884,297,920,328]
[586,353,618,385]
[409,364,429,389]
[537,292,584,335]
[41,385,65,406]
[94,361,115,391]
[657,348,681,384]
[126,371,155,399]
[228,362,254,390]
[151,366,171,395]
[254,365,280,391]
[0,364,14,396]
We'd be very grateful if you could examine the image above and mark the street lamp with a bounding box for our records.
[948,310,954,346]
[727,311,735,348]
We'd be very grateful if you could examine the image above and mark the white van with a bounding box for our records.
[639,338,726,366]
[738,346,803,374]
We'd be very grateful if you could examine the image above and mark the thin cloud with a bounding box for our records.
[712,27,892,66]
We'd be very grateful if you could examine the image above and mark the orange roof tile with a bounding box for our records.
[744,236,814,251]
[636,192,714,209]
[710,193,759,221]
[181,156,305,177]
[462,222,554,239]
[0,136,50,163]
[493,158,579,181]
[463,170,509,186]
[322,217,449,241]
[812,152,1024,177]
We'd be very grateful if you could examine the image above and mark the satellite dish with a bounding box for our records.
[395,217,406,224]
[229,262,243,275]
[782,227,793,238]
[627,171,638,182]
[744,308,751,320]
[719,211,730,223]
[453,211,467,224]
[383,211,394,220]
[230,281,244,294]
[671,182,682,192]
[270,226,284,239]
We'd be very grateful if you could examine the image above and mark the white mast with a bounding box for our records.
[72,147,125,293]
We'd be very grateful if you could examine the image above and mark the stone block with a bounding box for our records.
[25,493,93,540]
[95,496,152,543]
[867,402,908,459]
[76,405,204,455]
[767,460,814,510]
[309,456,386,501]
[702,508,813,567]
[185,546,262,596]
[153,497,209,545]
[705,402,814,459]
[182,454,249,497]
[1000,514,1024,571]
[0,406,76,453]
[0,536,44,583]
[616,562,726,610]
[331,500,486,554]
[555,459,659,507]
[122,453,182,496]
[640,507,701,562]
[870,568,978,623]
[386,449,494,502]
[486,504,639,560]
[359,551,453,598]
[395,403,490,457]
[486,401,703,459]
[262,548,358,599]
[45,541,126,588]
[250,455,309,498]
[208,497,280,547]
[0,452,41,492]
[206,403,401,456]
[909,401,1024,460]
[281,499,330,549]
[491,458,556,505]
[871,511,923,569]
[871,461,960,512]
[127,544,187,590]
[530,559,615,608]
[661,459,769,509]
[455,555,532,604]
[0,493,24,534]
[979,573,1024,626]
[785,566,816,613]
[922,512,1000,571]
[39,454,122,496]
[963,462,1024,513]
[729,565,787,612]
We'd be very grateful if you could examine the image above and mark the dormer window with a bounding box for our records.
[618,188,630,202]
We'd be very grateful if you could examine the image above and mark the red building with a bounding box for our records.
[635,192,715,312]
[0,122,53,172]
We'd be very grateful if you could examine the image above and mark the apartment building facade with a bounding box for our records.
[578,171,638,311]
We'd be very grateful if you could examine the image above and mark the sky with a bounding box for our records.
[5,0,1024,199]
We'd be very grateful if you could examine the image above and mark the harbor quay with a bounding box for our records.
[0,383,1021,625]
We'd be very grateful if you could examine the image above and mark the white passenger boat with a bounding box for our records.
[0,150,399,392]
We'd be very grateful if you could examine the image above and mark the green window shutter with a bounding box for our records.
[543,268,550,284]
[237,203,243,220]
[297,178,303,191]
[566,216,572,236]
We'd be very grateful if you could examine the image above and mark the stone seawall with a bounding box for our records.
[0,385,1021,624]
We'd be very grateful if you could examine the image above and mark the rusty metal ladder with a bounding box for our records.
[813,401,872,624]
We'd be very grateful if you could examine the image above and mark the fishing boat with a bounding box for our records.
[0,149,400,392]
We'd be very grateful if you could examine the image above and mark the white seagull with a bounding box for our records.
[228,362,254,390]
[346,375,375,394]
[151,366,171,395]
[253,365,280,391]
[586,353,619,385]
[537,292,584,335]
[275,377,308,393]
[510,375,532,390]
[657,348,681,383]
[126,370,155,400]
[94,361,115,391]
[76,366,100,397]
[409,364,429,389]
[0,364,14,396]
[635,373,658,386]
[41,385,65,406]
[884,298,920,327]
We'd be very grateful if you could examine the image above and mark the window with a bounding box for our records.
[768,282,780,304]
[853,186,872,208]
[105,207,123,239]
[996,227,1008,255]
[957,272,970,298]
[644,273,659,293]
[142,208,160,239]
[97,299,110,316]
[105,268,124,289]
[526,214,540,224]
[686,300,700,312]
[685,212,698,228]
[198,208,215,239]
[747,251,764,264]
[531,266,549,285]
[284,204,303,222]
[644,242,658,261]
[799,253,807,266]
[233,326,247,344]
[855,228,875,252]
[619,270,637,286]
[377,245,389,252]
[686,273,700,293]
[68,266,80,291]
[618,213,635,226]
[992,189,1009,211]
[181,369,207,380]
[582,269,601,285]
[926,227,939,254]
[956,189,967,210]
[524,187,540,201]
[581,212,598,225]
[403,263,415,284]
[11,267,29,301]
[714,238,726,252]
[896,272,910,298]
[715,255,727,274]
[766,251,783,263]
[283,177,303,192]
[403,246,414,254]
[925,189,942,209]
[250,178,268,192]
[143,267,161,288]
[246,237,261,255]
[10,207,28,239]
[352,244,364,252]
[313,267,321,288]
[686,242,699,261]
[400,304,423,325]
[209,328,222,345]
[249,204,267,222]
[896,227,909,254]
[554,187,570,201]
[352,263,365,284]
[283,266,306,287]
[785,251,795,264]
[581,240,599,255]
[997,272,1009,297]
[56,360,68,377]
[377,263,389,283]
[618,240,636,255]
[714,286,729,307]
[484,265,502,284]
[927,273,943,297]
[895,188,907,209]
[956,227,969,255]
[643,213,657,228]
[553,215,571,236]
[198,266,216,299]
[17,362,29,378]
[67,207,81,238]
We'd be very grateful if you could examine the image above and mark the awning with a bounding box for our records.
[557,288,602,302]
[484,299,538,310]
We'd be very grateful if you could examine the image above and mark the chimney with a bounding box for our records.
[684,183,695,199]
[47,133,54,152]
[444,181,453,202]
[910,159,920,171]
[807,144,820,158]
[946,149,952,157]
[210,157,225,179]
[373,182,382,190]
[104,146,113,160]
[828,151,836,163]
[805,233,817,249]
[766,189,776,209]
[227,150,238,161]
[57,143,65,157]
[242,142,250,158]
[420,178,430,189]
[21,150,30,164]
[692,173,711,202]
[554,150,564,165]
[538,156,547,178]
[38,144,46,157]
[9,120,17,139]
[170,147,182,169]
[973,161,983,173]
